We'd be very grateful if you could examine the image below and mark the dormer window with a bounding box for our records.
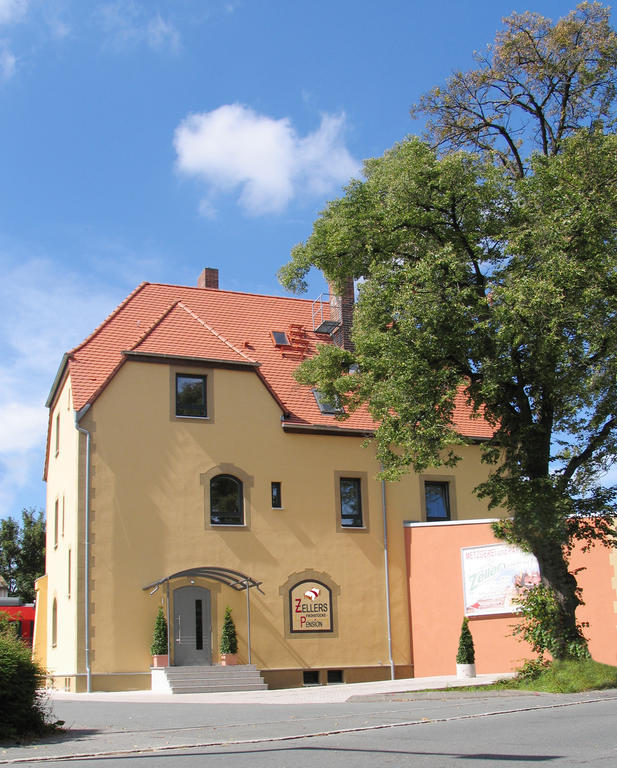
[271,331,290,346]
[313,388,343,415]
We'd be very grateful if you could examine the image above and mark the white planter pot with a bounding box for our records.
[456,663,476,679]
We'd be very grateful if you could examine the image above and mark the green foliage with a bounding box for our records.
[515,658,617,692]
[512,584,590,661]
[150,607,168,656]
[456,617,475,664]
[0,508,45,603]
[412,2,617,179]
[514,657,552,682]
[279,4,617,661]
[0,619,48,740]
[220,606,238,655]
[438,658,617,693]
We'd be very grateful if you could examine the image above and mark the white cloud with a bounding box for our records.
[174,104,360,215]
[48,18,70,40]
[0,452,39,519]
[0,252,124,518]
[0,403,46,454]
[0,0,28,26]
[96,1,180,53]
[146,13,179,52]
[0,42,15,80]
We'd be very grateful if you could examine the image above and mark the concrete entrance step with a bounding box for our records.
[152,664,267,694]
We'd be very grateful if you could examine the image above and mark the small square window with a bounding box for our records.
[303,670,320,686]
[425,481,450,521]
[327,669,344,684]
[271,481,282,509]
[176,374,207,418]
[340,477,363,528]
[271,331,290,346]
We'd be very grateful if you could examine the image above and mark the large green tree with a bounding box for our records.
[0,509,45,604]
[279,4,617,660]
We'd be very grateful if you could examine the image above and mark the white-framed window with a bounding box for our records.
[210,474,244,526]
[424,480,451,521]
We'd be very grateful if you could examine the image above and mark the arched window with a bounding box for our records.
[210,474,243,526]
[51,598,58,647]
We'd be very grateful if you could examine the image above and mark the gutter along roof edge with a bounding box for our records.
[122,350,260,368]
[281,421,374,437]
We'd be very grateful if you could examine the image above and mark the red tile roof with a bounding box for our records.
[55,281,493,438]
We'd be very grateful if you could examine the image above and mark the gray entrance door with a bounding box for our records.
[173,586,212,665]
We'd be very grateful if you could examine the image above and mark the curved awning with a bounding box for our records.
[143,566,263,594]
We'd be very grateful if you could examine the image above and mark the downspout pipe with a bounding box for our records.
[75,404,92,693]
[380,466,395,681]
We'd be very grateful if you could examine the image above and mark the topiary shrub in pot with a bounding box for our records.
[150,606,169,667]
[220,606,238,666]
[456,616,476,678]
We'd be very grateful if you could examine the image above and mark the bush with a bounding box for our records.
[150,606,168,656]
[0,618,48,740]
[456,617,475,664]
[220,606,238,655]
[512,583,590,661]
[515,657,551,682]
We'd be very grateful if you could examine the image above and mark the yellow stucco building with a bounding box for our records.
[37,268,497,691]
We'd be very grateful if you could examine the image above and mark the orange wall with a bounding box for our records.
[405,521,617,676]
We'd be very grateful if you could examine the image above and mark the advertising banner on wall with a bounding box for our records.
[461,544,540,616]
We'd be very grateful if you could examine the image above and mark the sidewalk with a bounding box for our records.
[48,672,512,705]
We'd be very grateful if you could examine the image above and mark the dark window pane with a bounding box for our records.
[210,474,243,525]
[176,374,207,418]
[340,477,363,527]
[195,600,203,650]
[271,482,282,508]
[272,331,289,346]
[425,481,450,520]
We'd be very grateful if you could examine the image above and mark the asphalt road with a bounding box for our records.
[2,689,616,766]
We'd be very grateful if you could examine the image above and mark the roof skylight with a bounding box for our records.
[312,388,343,415]
[271,331,290,346]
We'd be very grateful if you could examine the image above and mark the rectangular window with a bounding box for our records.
[61,496,65,538]
[425,481,451,521]
[271,482,282,509]
[339,477,363,528]
[195,600,203,650]
[54,500,59,549]
[55,412,60,456]
[176,374,207,418]
[67,549,71,598]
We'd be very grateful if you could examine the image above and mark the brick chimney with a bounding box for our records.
[197,267,219,289]
[329,276,355,351]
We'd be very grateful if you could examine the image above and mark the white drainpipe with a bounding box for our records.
[75,404,92,693]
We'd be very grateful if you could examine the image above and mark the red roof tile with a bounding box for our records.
[59,281,493,439]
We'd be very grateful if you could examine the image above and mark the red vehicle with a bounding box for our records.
[0,599,35,645]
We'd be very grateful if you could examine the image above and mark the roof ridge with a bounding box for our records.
[148,282,317,305]
[177,302,258,363]
[71,282,151,355]
[128,300,181,351]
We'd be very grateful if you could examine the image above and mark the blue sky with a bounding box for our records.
[0,0,607,520]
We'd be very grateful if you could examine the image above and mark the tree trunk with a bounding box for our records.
[533,539,587,660]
